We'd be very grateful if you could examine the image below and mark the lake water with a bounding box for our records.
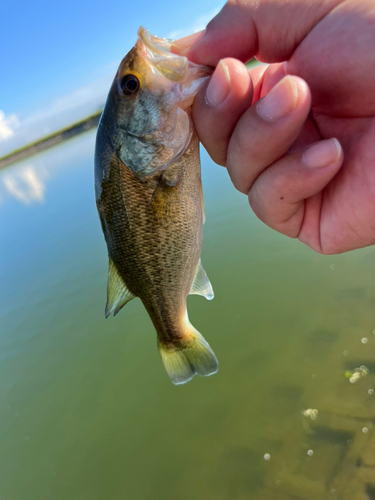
[1,130,375,499]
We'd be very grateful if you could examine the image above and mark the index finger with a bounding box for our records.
[172,0,342,66]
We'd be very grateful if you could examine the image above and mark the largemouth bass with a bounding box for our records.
[95,27,218,385]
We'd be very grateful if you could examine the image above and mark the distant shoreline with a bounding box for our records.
[0,110,102,170]
[0,60,261,171]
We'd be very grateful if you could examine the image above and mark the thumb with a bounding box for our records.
[173,0,342,66]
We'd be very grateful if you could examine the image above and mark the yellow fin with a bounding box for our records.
[158,321,218,385]
[189,259,214,300]
[105,258,135,318]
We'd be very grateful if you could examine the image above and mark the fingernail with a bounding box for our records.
[171,30,206,53]
[302,139,342,168]
[257,76,298,121]
[206,60,231,106]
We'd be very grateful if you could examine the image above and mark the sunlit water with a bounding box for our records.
[1,131,375,500]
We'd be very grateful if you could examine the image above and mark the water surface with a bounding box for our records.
[1,131,375,499]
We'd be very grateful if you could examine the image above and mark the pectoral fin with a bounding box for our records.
[105,258,135,318]
[189,260,214,300]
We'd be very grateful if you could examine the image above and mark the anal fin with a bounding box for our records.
[105,258,135,318]
[189,259,214,300]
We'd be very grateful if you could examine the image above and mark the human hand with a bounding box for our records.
[173,0,375,254]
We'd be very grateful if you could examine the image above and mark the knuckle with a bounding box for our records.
[211,150,227,167]
[232,124,252,156]
[248,186,266,219]
[226,159,250,194]
[201,137,227,166]
[267,171,289,197]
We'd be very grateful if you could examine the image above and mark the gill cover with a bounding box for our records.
[108,27,212,179]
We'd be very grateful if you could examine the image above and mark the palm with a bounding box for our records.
[259,34,375,254]
[283,4,375,253]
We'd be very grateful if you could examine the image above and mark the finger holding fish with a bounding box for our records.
[192,57,253,166]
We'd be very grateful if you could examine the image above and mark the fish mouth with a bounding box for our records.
[138,27,174,57]
[117,28,211,180]
[136,27,212,82]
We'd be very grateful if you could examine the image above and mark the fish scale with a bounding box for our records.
[95,27,218,385]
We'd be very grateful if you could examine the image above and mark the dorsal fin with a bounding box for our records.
[189,259,214,300]
[105,258,135,318]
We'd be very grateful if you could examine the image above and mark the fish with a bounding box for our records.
[94,27,218,385]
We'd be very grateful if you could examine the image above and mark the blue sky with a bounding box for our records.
[0,0,221,155]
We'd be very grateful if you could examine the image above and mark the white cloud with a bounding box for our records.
[0,111,19,141]
[2,165,48,204]
[168,6,221,40]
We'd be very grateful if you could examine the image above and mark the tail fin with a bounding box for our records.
[158,323,218,385]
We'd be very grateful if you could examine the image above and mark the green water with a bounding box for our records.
[1,130,375,499]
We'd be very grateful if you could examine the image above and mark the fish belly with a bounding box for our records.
[99,137,202,339]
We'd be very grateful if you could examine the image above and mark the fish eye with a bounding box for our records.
[120,74,140,96]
